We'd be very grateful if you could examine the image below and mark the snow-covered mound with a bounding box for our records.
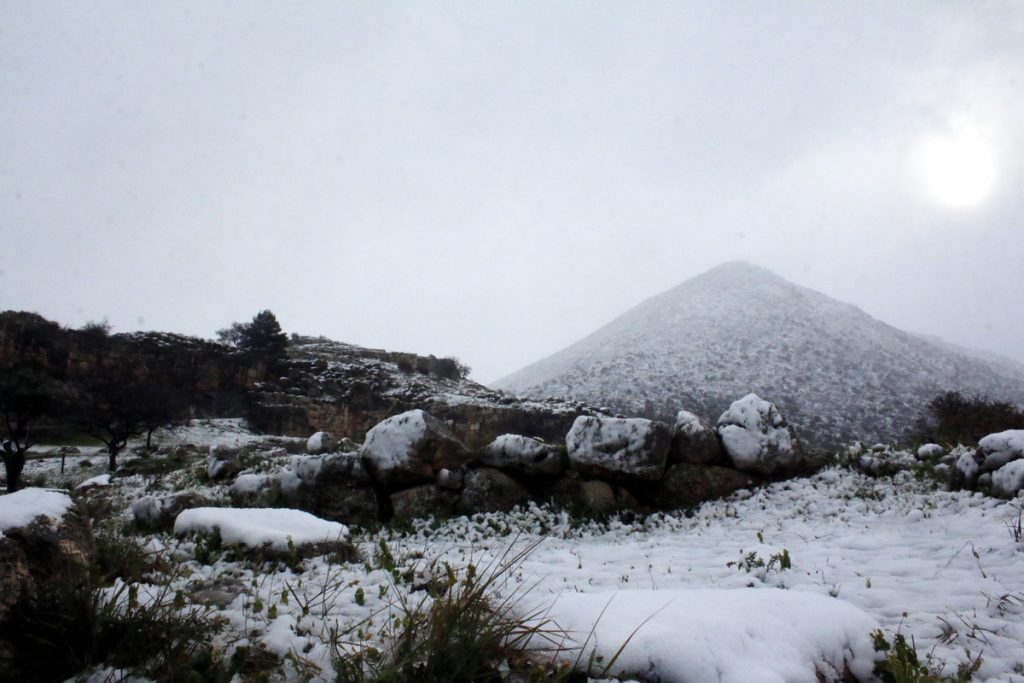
[174,507,348,551]
[0,488,74,534]
[495,261,1024,446]
[537,588,878,683]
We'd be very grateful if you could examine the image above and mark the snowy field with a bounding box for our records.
[9,420,1024,682]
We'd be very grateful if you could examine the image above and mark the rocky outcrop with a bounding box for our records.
[717,394,805,475]
[566,416,672,481]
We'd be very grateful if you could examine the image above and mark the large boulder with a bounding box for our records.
[279,453,379,524]
[132,491,217,531]
[457,468,530,513]
[207,444,245,481]
[652,463,754,509]
[669,411,724,465]
[953,450,984,490]
[717,394,804,475]
[360,410,470,489]
[992,460,1024,498]
[390,484,453,520]
[977,430,1024,473]
[0,490,93,626]
[566,416,671,481]
[481,434,564,476]
[229,473,282,508]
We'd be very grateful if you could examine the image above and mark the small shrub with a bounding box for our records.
[332,539,569,683]
[0,571,222,682]
[871,629,980,683]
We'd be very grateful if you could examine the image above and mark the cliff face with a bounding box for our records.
[0,311,263,417]
[0,313,595,447]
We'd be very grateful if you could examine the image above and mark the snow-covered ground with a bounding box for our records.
[7,419,1024,681]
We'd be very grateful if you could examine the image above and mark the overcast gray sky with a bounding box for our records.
[2,1,1023,383]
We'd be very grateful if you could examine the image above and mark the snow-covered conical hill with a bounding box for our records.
[494,261,1024,447]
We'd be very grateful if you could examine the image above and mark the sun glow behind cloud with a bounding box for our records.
[916,124,997,209]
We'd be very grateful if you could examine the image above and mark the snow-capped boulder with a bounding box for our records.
[717,394,804,475]
[482,434,564,476]
[132,491,216,531]
[279,453,378,524]
[953,450,984,490]
[360,409,469,489]
[458,468,530,513]
[229,473,282,507]
[652,463,754,509]
[916,443,945,461]
[669,410,723,465]
[977,430,1024,473]
[306,431,338,454]
[565,416,672,481]
[992,460,1024,498]
[207,444,244,481]
[0,490,93,626]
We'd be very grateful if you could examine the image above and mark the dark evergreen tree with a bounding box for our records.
[217,310,289,367]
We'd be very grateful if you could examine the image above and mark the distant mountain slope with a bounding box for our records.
[494,262,1024,447]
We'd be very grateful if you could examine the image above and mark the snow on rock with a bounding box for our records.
[306,431,338,454]
[132,491,215,531]
[481,434,563,476]
[955,450,984,489]
[670,410,723,465]
[75,473,112,490]
[535,588,878,683]
[229,473,281,507]
[717,394,804,475]
[916,443,945,461]
[174,507,348,552]
[978,430,1024,474]
[992,460,1024,498]
[0,488,74,533]
[359,409,468,489]
[566,415,671,481]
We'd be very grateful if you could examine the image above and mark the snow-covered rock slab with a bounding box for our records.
[717,394,804,475]
[566,416,671,481]
[535,588,878,683]
[0,488,74,534]
[174,507,348,552]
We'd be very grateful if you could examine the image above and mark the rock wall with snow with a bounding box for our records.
[185,396,815,525]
